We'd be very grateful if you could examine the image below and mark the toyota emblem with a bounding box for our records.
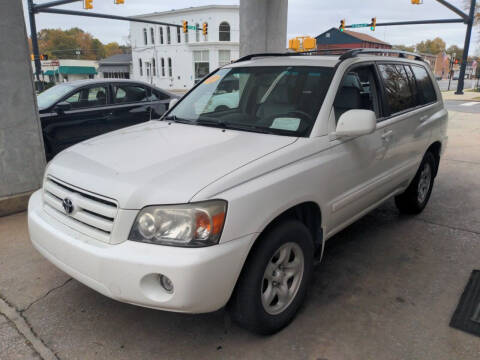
[62,198,74,214]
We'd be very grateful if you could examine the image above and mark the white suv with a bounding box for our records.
[28,50,448,334]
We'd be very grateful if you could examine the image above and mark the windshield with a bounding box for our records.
[37,84,75,110]
[166,66,334,136]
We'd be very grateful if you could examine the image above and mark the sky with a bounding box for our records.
[22,0,480,55]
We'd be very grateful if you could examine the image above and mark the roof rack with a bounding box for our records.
[234,48,424,64]
[339,49,424,61]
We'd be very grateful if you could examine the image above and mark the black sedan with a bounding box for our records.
[37,79,179,160]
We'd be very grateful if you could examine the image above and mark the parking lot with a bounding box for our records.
[1,109,479,360]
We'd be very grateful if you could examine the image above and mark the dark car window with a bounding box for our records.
[113,85,150,103]
[64,86,108,109]
[378,64,416,115]
[403,65,421,107]
[411,65,437,105]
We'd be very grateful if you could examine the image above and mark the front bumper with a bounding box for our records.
[28,190,255,313]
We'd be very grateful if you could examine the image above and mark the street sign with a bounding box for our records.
[187,25,198,30]
[350,23,370,28]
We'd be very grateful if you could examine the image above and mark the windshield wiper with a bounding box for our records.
[164,115,194,124]
[195,118,274,134]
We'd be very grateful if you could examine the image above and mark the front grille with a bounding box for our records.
[42,176,118,243]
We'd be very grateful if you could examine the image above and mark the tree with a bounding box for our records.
[446,45,464,61]
[393,44,415,52]
[30,28,129,60]
[416,37,446,55]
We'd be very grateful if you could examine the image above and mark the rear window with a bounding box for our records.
[411,65,437,105]
[378,64,416,115]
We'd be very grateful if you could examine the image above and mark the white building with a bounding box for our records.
[130,5,239,91]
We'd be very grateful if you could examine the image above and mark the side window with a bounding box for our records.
[113,85,149,104]
[64,86,107,109]
[411,65,437,105]
[403,65,420,107]
[378,64,416,115]
[333,65,379,122]
[150,90,170,101]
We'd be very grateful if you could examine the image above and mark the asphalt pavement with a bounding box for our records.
[437,79,477,92]
[1,111,480,360]
[444,99,480,113]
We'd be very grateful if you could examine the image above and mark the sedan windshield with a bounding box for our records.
[166,66,334,136]
[37,83,75,110]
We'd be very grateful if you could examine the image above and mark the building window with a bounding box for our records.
[167,26,171,44]
[160,27,164,44]
[150,28,155,44]
[152,58,156,76]
[177,26,181,43]
[139,59,143,76]
[195,23,200,42]
[168,57,172,77]
[193,50,209,83]
[161,58,165,76]
[146,62,150,77]
[143,28,147,45]
[219,22,230,41]
[218,50,231,66]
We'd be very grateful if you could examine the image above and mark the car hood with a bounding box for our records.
[47,121,297,209]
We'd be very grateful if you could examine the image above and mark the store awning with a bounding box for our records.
[97,65,130,73]
[43,70,58,76]
[58,66,97,75]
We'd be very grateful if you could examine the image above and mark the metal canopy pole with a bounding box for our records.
[455,0,477,94]
[345,18,465,28]
[27,0,42,91]
[37,7,182,28]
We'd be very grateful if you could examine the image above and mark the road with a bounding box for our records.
[1,110,480,360]
[437,79,477,91]
[445,99,480,113]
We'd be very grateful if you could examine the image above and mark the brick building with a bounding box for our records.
[315,27,392,52]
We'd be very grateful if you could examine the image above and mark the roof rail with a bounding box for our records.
[339,49,424,61]
[233,48,424,64]
[234,49,358,63]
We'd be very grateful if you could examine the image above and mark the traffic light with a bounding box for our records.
[114,0,124,4]
[288,38,300,52]
[411,0,422,4]
[339,19,345,32]
[370,17,376,31]
[454,59,459,65]
[182,20,188,33]
[84,0,93,9]
[31,54,34,61]
[202,22,208,35]
[43,54,48,60]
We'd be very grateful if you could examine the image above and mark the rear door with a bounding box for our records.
[43,84,110,157]
[149,88,173,118]
[107,83,153,131]
[375,62,433,191]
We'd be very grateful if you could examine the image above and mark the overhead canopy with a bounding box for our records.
[58,66,97,75]
[43,70,57,76]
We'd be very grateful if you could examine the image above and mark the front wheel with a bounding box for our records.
[229,220,314,334]
[395,151,436,214]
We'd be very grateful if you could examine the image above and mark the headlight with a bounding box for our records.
[129,200,227,247]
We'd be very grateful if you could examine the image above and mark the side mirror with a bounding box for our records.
[54,101,71,114]
[168,98,179,109]
[335,109,376,137]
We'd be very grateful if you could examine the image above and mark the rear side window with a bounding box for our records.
[378,64,416,115]
[411,65,437,105]
[113,85,149,103]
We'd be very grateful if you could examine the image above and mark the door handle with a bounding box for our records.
[381,130,393,141]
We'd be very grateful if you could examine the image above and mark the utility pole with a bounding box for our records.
[455,0,477,94]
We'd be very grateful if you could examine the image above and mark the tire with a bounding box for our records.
[229,220,314,335]
[395,151,436,214]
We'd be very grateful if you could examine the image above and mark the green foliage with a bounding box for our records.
[446,45,464,61]
[31,28,130,60]
[393,44,415,53]
[415,37,446,55]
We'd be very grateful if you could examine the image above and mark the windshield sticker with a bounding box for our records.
[204,74,221,84]
[270,117,301,131]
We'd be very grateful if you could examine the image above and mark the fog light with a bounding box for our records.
[159,274,174,293]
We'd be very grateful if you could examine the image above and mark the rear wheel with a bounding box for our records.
[395,151,436,214]
[229,220,314,334]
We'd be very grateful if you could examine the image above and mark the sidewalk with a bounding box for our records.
[441,90,480,101]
